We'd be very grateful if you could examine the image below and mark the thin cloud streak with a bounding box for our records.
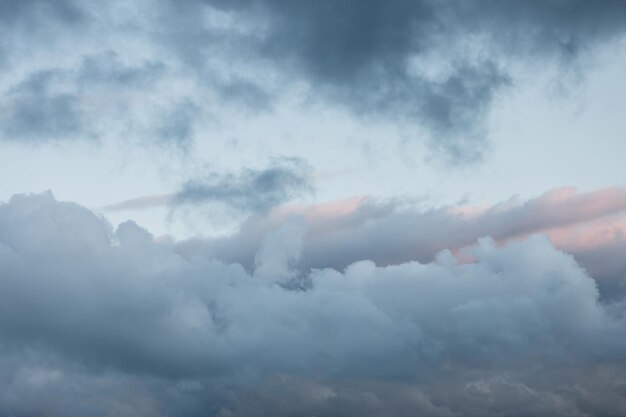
[102,193,173,212]
[102,159,313,214]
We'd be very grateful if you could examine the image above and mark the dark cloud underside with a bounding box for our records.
[0,0,624,159]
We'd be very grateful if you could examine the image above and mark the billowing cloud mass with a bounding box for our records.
[1,192,626,416]
[1,1,625,415]
[1,0,625,159]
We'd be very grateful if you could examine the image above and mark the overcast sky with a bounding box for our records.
[1,1,626,416]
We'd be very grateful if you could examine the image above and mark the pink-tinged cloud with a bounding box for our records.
[475,187,626,257]
[508,186,626,232]
[451,186,626,243]
[545,216,626,252]
[323,186,626,246]
[271,196,367,226]
[182,186,626,271]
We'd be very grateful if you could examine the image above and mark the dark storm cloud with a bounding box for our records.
[1,192,626,415]
[204,0,626,82]
[188,0,514,160]
[2,0,626,157]
[469,0,626,58]
[197,0,626,159]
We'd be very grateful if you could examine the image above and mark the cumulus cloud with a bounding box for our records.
[1,0,625,159]
[1,192,626,415]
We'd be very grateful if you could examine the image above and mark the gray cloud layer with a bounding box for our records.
[1,1,625,159]
[1,192,626,416]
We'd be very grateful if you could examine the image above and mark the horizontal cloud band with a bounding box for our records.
[0,192,625,415]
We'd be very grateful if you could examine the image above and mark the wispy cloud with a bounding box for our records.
[102,159,313,214]
[102,193,173,211]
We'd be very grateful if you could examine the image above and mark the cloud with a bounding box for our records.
[174,159,313,211]
[2,1,625,159]
[0,70,87,143]
[253,216,307,284]
[103,194,174,212]
[104,159,314,216]
[218,370,626,417]
[154,100,200,150]
[197,0,626,160]
[178,187,626,298]
[0,53,167,143]
[549,216,626,302]
[0,191,626,415]
[0,0,83,26]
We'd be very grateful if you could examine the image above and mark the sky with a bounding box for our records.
[1,1,626,416]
